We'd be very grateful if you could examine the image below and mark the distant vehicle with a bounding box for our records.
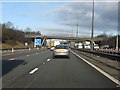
[74,43,79,48]
[53,45,70,58]
[78,42,83,49]
[54,41,60,46]
[84,44,91,49]
[94,44,99,50]
[50,46,55,51]
[50,41,60,47]
[50,41,54,47]
[70,42,75,48]
[101,45,109,49]
[83,41,91,49]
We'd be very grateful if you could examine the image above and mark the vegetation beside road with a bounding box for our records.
[96,33,120,49]
[1,22,41,49]
[2,41,25,49]
[2,41,34,49]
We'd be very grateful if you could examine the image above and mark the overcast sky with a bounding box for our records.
[1,0,119,37]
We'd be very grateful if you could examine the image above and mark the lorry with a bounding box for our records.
[84,41,91,49]
[50,41,54,47]
[50,40,60,47]
[54,41,60,46]
[50,40,61,51]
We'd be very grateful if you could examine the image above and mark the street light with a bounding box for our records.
[68,12,86,39]
[91,0,95,50]
[66,24,73,37]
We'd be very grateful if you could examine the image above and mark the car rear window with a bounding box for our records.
[55,45,69,49]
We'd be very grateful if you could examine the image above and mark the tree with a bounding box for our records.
[96,33,108,38]
[5,21,14,29]
[25,27,31,34]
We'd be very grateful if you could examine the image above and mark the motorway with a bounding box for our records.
[2,48,118,88]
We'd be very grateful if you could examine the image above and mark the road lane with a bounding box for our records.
[26,52,117,88]
[2,50,117,88]
[2,48,48,60]
[2,49,52,87]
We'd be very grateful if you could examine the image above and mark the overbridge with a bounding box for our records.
[25,34,104,42]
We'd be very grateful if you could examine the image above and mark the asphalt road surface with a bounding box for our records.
[2,48,118,88]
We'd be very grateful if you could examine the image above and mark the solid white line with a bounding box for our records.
[9,58,15,60]
[71,50,120,86]
[47,59,50,61]
[29,68,38,75]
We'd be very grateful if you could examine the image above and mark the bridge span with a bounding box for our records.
[25,34,104,42]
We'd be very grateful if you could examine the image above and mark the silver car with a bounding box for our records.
[53,45,70,58]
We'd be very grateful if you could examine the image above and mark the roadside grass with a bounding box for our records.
[2,41,34,49]
[2,41,25,49]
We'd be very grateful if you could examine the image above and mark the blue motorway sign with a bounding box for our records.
[34,39,41,46]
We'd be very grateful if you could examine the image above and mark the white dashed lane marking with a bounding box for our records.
[29,68,38,75]
[47,59,50,62]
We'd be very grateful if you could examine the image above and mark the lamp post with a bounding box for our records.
[68,12,86,40]
[66,24,73,37]
[91,0,94,50]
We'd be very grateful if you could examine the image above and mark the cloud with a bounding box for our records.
[17,11,28,16]
[54,1,118,36]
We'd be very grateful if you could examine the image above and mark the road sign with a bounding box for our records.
[34,39,41,46]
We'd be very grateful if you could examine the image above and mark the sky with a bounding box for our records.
[1,0,119,37]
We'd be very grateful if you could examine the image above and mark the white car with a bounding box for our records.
[53,45,70,58]
[78,45,83,49]
[84,45,91,49]
[94,44,99,50]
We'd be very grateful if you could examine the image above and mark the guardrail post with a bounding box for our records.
[12,48,14,52]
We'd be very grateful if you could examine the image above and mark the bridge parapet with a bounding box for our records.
[24,34,104,41]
